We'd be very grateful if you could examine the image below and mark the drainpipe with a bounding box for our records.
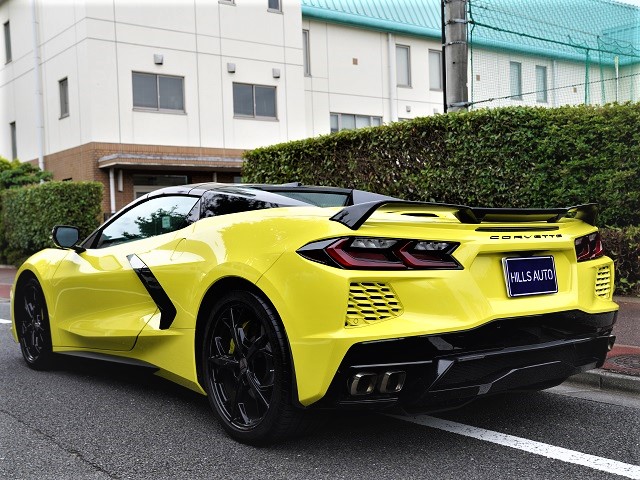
[109,168,116,215]
[552,60,558,107]
[31,0,45,172]
[388,33,397,123]
[615,56,619,103]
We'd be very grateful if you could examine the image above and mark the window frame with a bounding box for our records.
[3,21,11,64]
[232,82,278,120]
[330,113,382,133]
[59,77,69,118]
[510,61,523,101]
[9,122,16,160]
[536,65,548,103]
[428,49,443,92]
[303,29,311,77]
[396,44,411,88]
[88,194,200,249]
[268,0,282,12]
[132,72,186,113]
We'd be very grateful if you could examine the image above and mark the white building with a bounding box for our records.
[1,0,638,213]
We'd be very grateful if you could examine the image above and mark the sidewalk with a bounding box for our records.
[1,266,638,389]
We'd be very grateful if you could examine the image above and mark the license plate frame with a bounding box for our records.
[502,256,558,298]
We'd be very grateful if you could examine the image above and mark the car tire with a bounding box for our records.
[202,290,316,445]
[16,276,56,370]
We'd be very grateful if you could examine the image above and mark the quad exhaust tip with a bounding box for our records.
[348,370,406,396]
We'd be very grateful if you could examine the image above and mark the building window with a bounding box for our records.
[303,29,311,76]
[233,83,277,119]
[133,174,189,198]
[429,49,443,91]
[3,21,11,63]
[268,0,281,12]
[510,62,522,100]
[330,113,382,133]
[9,122,16,160]
[132,72,185,112]
[59,78,69,118]
[396,45,411,87]
[536,65,548,103]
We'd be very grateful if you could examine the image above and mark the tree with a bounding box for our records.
[0,157,53,189]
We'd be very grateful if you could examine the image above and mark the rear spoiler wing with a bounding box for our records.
[329,201,598,231]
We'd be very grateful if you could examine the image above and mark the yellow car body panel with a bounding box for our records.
[253,215,617,405]
[11,187,618,416]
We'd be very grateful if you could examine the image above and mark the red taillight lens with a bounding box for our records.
[574,232,604,262]
[298,237,461,270]
[326,238,405,269]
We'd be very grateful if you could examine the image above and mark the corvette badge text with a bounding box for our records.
[490,234,563,240]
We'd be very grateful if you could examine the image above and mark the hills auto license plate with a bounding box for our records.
[502,256,558,297]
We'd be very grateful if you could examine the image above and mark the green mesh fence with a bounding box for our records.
[467,0,640,108]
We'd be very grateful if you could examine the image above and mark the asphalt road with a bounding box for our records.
[1,323,639,480]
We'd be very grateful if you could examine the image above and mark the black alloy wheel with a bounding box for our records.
[17,276,55,370]
[202,290,312,444]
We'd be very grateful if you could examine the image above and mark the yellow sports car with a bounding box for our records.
[11,183,618,444]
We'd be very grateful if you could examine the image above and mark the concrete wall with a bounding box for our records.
[2,0,638,164]
[470,49,625,109]
[0,0,306,161]
[302,20,445,135]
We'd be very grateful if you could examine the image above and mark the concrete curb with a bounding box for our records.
[567,369,640,395]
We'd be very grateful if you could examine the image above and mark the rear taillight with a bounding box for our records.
[297,237,461,270]
[575,232,604,262]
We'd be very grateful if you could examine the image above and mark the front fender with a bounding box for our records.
[11,248,71,342]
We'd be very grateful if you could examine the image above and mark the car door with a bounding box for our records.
[49,194,200,351]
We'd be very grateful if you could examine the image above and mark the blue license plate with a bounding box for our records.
[502,256,558,297]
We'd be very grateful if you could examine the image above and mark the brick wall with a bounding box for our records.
[37,142,244,215]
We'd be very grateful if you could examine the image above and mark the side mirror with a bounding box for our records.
[52,225,83,252]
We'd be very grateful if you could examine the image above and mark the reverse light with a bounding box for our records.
[297,237,461,270]
[575,232,604,262]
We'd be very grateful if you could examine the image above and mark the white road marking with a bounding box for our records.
[391,415,640,480]
[0,319,11,324]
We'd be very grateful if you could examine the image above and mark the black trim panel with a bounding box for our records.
[330,201,599,230]
[315,310,616,410]
[127,254,177,330]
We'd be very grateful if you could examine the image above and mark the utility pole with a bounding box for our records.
[443,0,469,112]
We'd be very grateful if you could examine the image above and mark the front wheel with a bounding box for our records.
[202,290,315,445]
[16,276,56,370]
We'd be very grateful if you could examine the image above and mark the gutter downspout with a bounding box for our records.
[615,56,619,103]
[552,60,558,107]
[109,168,116,215]
[31,0,45,172]
[387,33,397,123]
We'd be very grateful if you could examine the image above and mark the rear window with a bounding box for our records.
[201,192,278,218]
[269,191,350,207]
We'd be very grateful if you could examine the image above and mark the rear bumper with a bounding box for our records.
[315,310,616,411]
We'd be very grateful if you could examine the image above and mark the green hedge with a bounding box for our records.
[244,103,640,227]
[1,181,103,265]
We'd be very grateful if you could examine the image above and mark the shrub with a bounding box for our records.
[601,226,640,296]
[243,103,640,227]
[0,157,53,189]
[1,181,103,265]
